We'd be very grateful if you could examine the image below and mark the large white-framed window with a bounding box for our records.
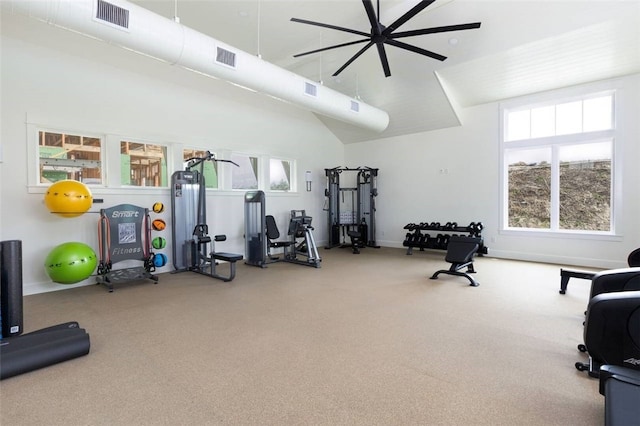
[501,91,616,234]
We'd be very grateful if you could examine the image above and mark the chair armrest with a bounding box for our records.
[599,365,640,396]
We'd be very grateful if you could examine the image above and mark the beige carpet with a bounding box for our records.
[0,247,602,425]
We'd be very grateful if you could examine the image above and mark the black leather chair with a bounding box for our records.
[430,235,482,287]
[576,290,640,378]
[589,267,640,299]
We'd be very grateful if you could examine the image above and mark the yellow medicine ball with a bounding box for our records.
[152,202,165,214]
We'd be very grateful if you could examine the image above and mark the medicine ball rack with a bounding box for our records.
[402,222,488,256]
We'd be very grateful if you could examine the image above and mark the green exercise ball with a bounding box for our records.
[44,242,98,284]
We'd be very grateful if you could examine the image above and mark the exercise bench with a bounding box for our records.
[560,248,640,295]
[430,235,482,287]
[189,225,243,282]
[559,268,597,294]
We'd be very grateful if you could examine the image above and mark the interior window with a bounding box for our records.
[183,149,219,189]
[38,131,102,184]
[270,158,292,191]
[120,140,168,187]
[231,153,259,190]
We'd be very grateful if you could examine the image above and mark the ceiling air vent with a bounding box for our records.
[216,47,236,68]
[305,82,317,97]
[95,0,129,29]
[351,100,360,112]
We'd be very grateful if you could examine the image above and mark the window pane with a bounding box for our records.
[556,101,582,135]
[270,159,291,191]
[559,142,611,231]
[231,153,258,190]
[506,148,551,228]
[39,131,102,184]
[183,149,218,189]
[583,96,612,132]
[120,141,168,187]
[506,110,530,141]
[530,105,555,138]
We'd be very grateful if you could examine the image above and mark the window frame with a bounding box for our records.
[26,121,301,197]
[182,148,221,190]
[230,151,261,191]
[28,124,107,188]
[268,157,296,192]
[499,89,620,239]
[119,138,170,188]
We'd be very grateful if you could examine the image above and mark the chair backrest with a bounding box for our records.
[584,290,640,371]
[590,267,640,299]
[265,215,280,240]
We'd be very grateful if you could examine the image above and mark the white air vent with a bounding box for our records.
[96,0,129,28]
[351,100,360,112]
[216,47,236,68]
[304,82,318,97]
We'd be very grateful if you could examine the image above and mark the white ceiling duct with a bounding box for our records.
[9,0,389,132]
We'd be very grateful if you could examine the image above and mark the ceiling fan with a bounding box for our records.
[291,0,481,77]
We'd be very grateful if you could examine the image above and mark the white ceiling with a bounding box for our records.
[5,0,640,143]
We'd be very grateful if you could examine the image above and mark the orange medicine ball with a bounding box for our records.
[152,219,166,231]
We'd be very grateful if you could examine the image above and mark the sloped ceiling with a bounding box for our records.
[4,0,640,143]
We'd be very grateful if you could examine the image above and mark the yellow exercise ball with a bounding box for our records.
[44,180,93,218]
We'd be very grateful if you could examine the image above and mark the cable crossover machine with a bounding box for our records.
[325,167,379,253]
[171,151,243,282]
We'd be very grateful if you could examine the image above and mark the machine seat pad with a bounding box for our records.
[212,252,243,262]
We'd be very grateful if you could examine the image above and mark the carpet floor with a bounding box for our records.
[0,247,602,425]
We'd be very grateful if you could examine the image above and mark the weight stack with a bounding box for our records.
[1,240,24,338]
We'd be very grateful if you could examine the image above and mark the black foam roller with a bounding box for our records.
[0,322,90,380]
[1,240,24,338]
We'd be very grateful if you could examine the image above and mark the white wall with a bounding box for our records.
[3,10,639,296]
[0,22,343,295]
[346,74,640,270]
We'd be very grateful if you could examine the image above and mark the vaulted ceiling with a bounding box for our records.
[4,1,640,143]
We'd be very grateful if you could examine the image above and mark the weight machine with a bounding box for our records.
[325,167,379,253]
[244,190,321,268]
[171,151,243,282]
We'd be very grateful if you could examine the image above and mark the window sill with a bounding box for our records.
[499,228,622,242]
[29,185,302,197]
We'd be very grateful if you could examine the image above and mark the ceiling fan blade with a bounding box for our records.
[332,41,375,76]
[290,18,370,38]
[293,39,371,58]
[383,0,436,35]
[390,22,482,39]
[384,38,446,61]
[375,42,392,77]
[362,0,381,34]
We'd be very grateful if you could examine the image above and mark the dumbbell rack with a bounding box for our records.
[402,222,488,255]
